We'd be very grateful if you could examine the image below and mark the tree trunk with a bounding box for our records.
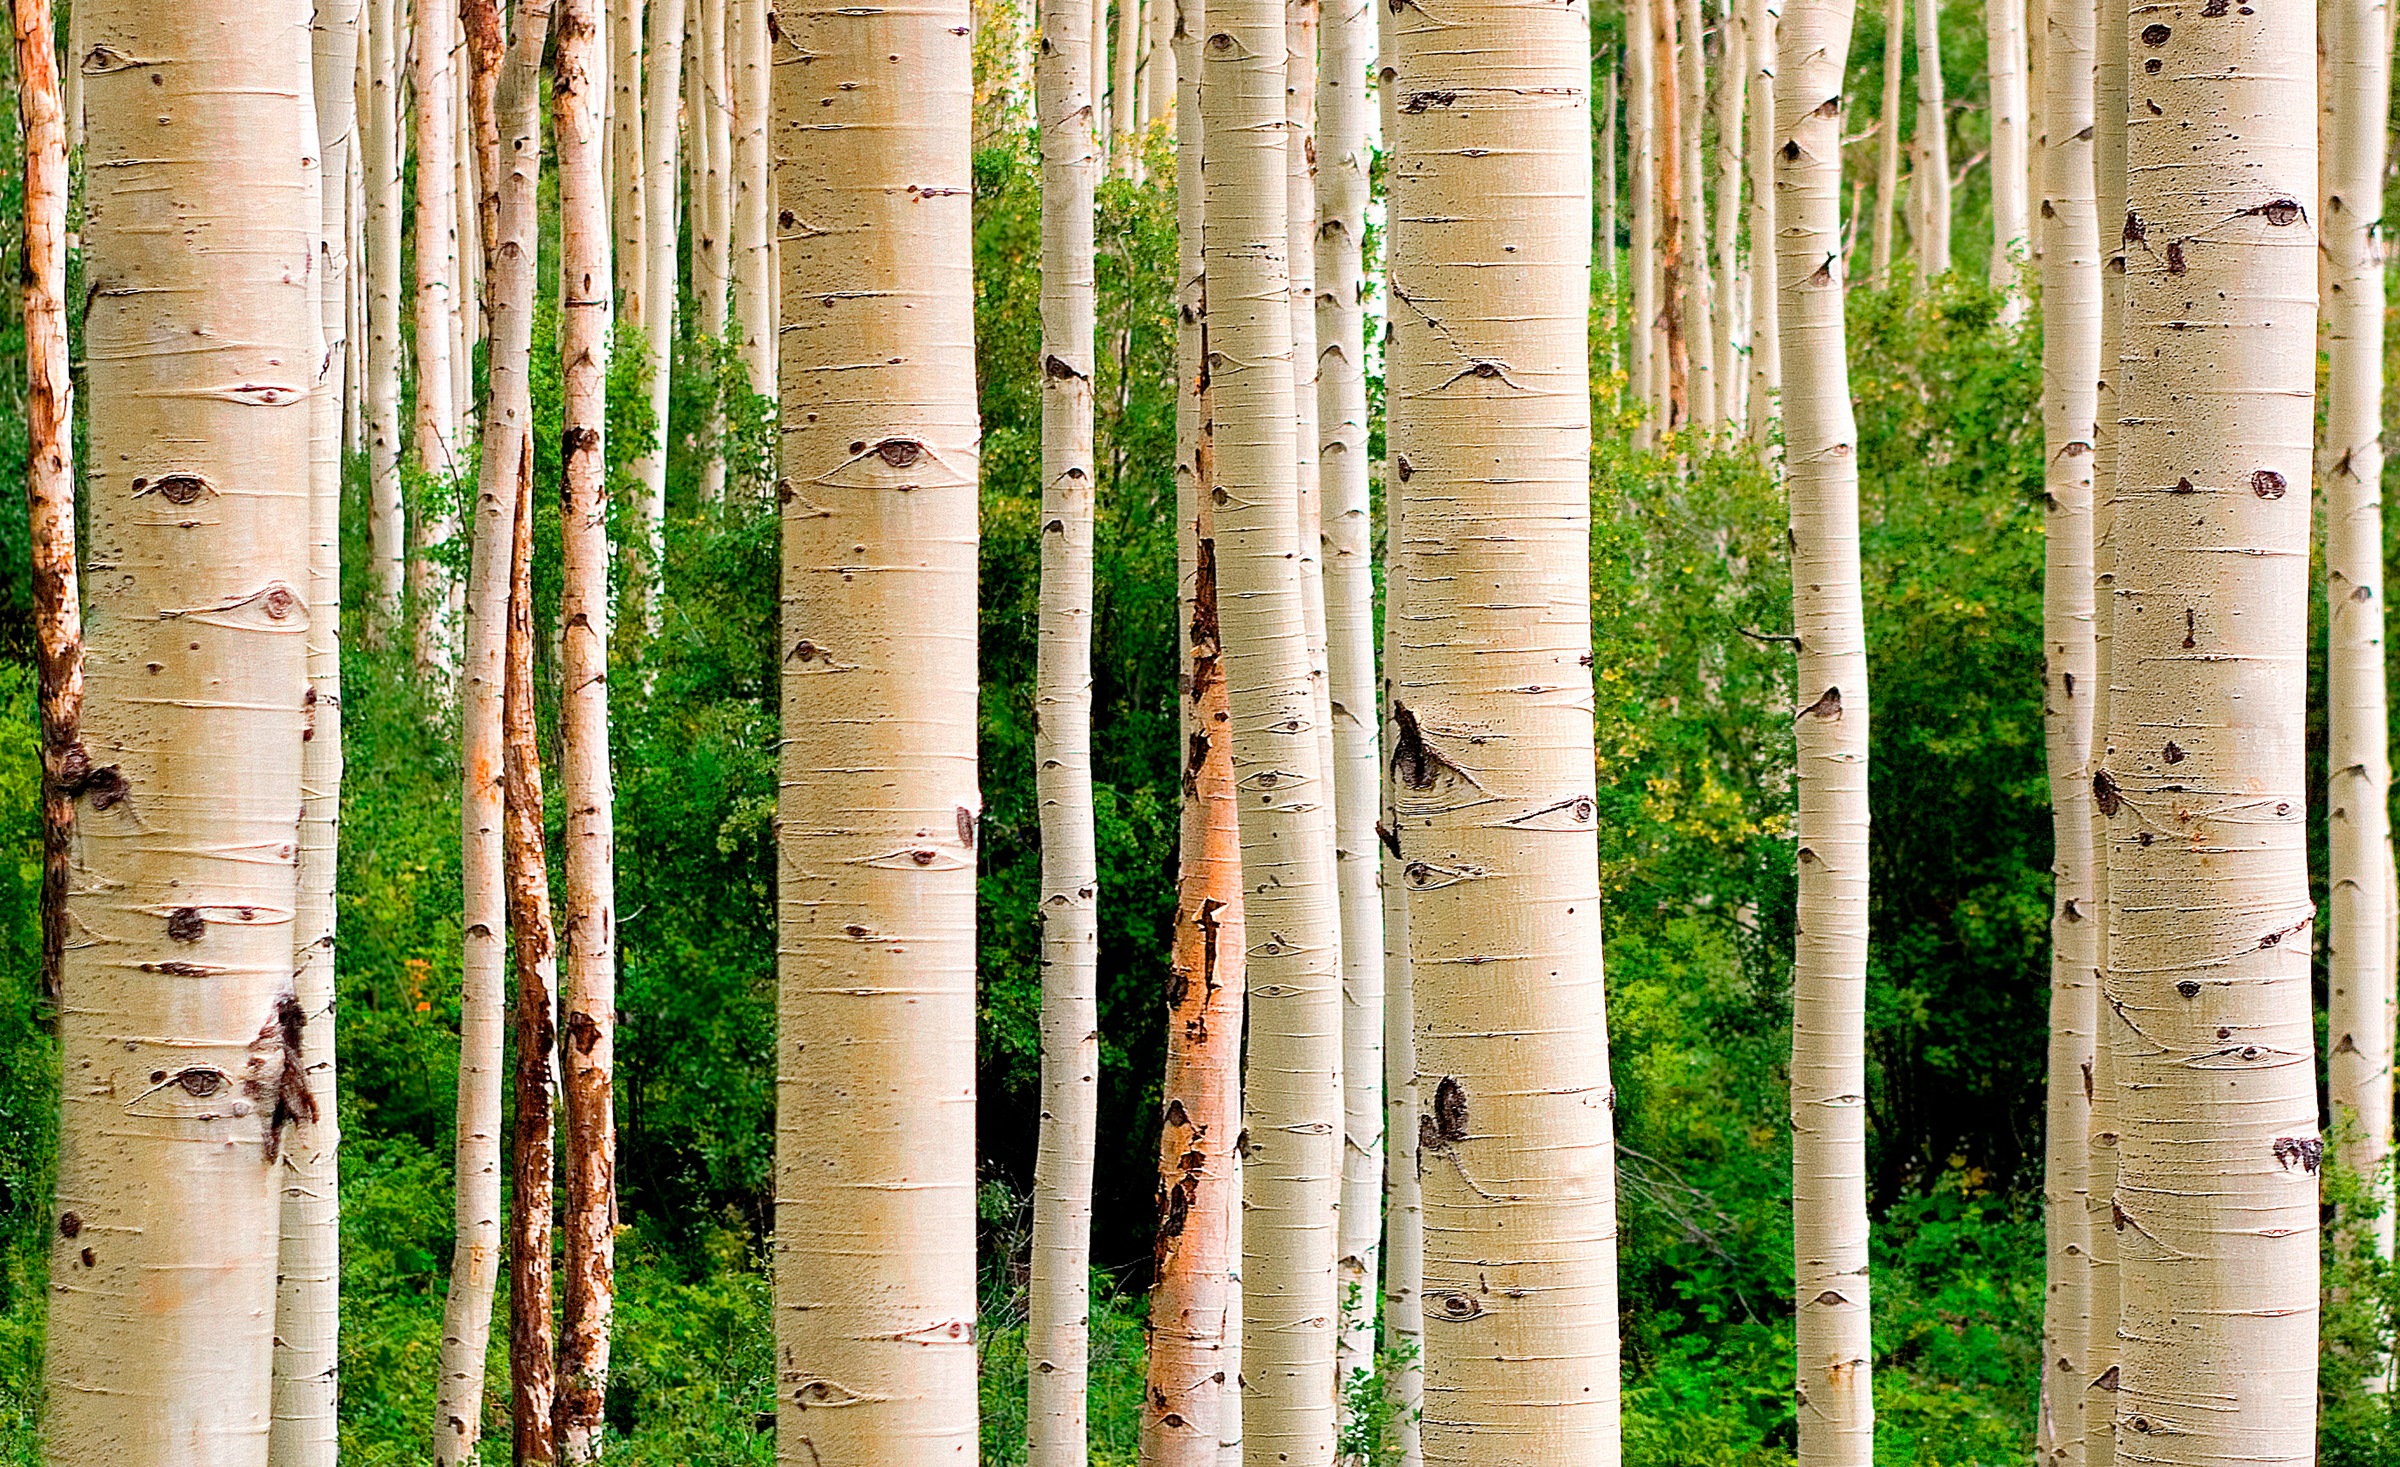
[1113,0,1140,165]
[1871,0,1903,286]
[1713,2,1748,429]
[2034,0,2099,1450]
[2324,0,2393,1276]
[45,3,315,1461]
[1629,12,1658,446]
[730,0,774,394]
[462,0,503,283]
[432,5,553,1461]
[2107,0,2319,1453]
[1316,0,1382,1418]
[503,452,560,1467]
[365,0,406,637]
[614,0,648,314]
[1910,0,1948,276]
[699,0,732,503]
[1200,0,1344,1455]
[630,0,688,644]
[1674,0,1714,427]
[554,0,621,1455]
[1388,0,1621,1457]
[2026,0,2045,256]
[1986,0,2030,301]
[1775,0,1875,1458]
[771,0,983,1454]
[270,6,361,1462]
[1598,66,1619,298]
[14,0,78,1009]
[1285,0,1338,979]
[410,0,463,674]
[1138,0,1174,127]
[2081,0,2127,1455]
[1027,0,1102,1452]
[1745,0,1780,443]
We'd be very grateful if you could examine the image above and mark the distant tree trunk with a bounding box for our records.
[2323,0,2393,1277]
[1027,0,1102,1451]
[1286,0,1339,981]
[1598,66,1619,294]
[630,0,688,644]
[771,0,983,1454]
[2033,0,2099,1451]
[1113,0,1140,166]
[554,0,621,1456]
[2107,0,2319,1453]
[730,0,774,394]
[1316,0,1382,1420]
[1910,0,1948,275]
[1138,0,1173,127]
[2026,0,2045,255]
[1746,0,1780,443]
[365,0,406,637]
[1200,0,1345,1455]
[45,4,315,1461]
[1713,2,1747,428]
[1985,0,2030,302]
[271,5,361,1462]
[14,0,78,1008]
[1388,0,1621,1457]
[1674,0,1714,427]
[503,448,560,1467]
[461,0,503,281]
[1775,0,1875,1458]
[692,0,731,506]
[614,0,648,315]
[1629,11,1658,446]
[432,5,553,1461]
[1652,0,1687,422]
[1871,0,1903,286]
[411,0,464,674]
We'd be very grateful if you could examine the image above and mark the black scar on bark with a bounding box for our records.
[1375,820,1401,858]
[2092,768,2122,816]
[2272,1135,2323,1173]
[257,993,318,1162]
[1797,686,1842,721]
[1389,702,1464,790]
[957,807,977,848]
[166,907,205,943]
[1432,1076,1469,1143]
[2251,469,2287,499]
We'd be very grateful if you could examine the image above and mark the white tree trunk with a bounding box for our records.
[613,0,648,316]
[1113,0,1140,164]
[771,0,983,1454]
[1027,0,1101,1451]
[730,0,773,394]
[1987,0,2031,306]
[1910,0,1948,276]
[1746,0,1780,443]
[410,0,463,674]
[1628,11,1658,447]
[1713,2,1748,429]
[1775,0,1875,1458]
[2324,0,2393,1273]
[1871,0,1903,286]
[631,0,688,642]
[695,0,732,504]
[364,0,406,637]
[2107,0,2320,1454]
[46,5,316,1462]
[1674,0,1714,426]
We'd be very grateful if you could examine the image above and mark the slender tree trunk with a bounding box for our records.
[1219,1139,1246,1467]
[696,0,731,503]
[1027,0,1102,1451]
[503,461,560,1467]
[1910,0,1948,276]
[1138,0,1174,126]
[2033,0,2099,1451]
[1629,13,1658,446]
[1388,0,1621,1458]
[2026,0,2045,254]
[462,0,502,282]
[631,0,688,643]
[1315,0,1381,1416]
[270,6,361,1462]
[46,4,315,1462]
[1675,0,1714,427]
[553,1,621,1455]
[730,0,773,394]
[1113,0,1139,165]
[1871,0,1903,286]
[1286,0,1339,992]
[451,75,481,443]
[347,50,369,457]
[432,6,553,1461]
[1201,0,1344,1455]
[1986,0,2030,301]
[1746,0,1780,442]
[365,0,406,637]
[2324,0,2393,1275]
[771,0,983,1453]
[1713,2,1748,429]
[1653,0,1687,423]
[60,0,78,143]
[2081,0,2127,1455]
[410,0,463,673]
[15,0,78,1008]
[2107,0,2319,1453]
[1775,0,1874,1458]
[614,0,647,313]
[1599,66,1619,293]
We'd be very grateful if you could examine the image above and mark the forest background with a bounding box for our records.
[0,0,2391,1462]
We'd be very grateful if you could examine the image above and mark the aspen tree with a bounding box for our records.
[1599,67,1619,293]
[1115,0,1141,164]
[47,3,315,1461]
[1139,21,1248,1450]
[694,0,733,505]
[1674,0,1715,427]
[2026,0,2044,243]
[2080,0,2126,1454]
[1986,0,2030,301]
[271,5,361,1462]
[1388,0,1621,1458]
[364,0,405,635]
[1287,0,1338,920]
[1774,0,1874,1456]
[2033,0,2099,1449]
[1910,0,1948,275]
[1629,11,1659,446]
[1316,0,1383,1405]
[462,0,503,280]
[15,0,76,1006]
[730,0,773,393]
[1140,0,1176,124]
[630,0,688,641]
[555,0,621,1453]
[431,4,552,1460]
[503,467,560,1467]
[1200,0,1345,1453]
[411,0,463,671]
[1745,0,1779,442]
[2106,0,2319,1454]
[1713,3,1748,429]
[770,0,983,1453]
[613,0,647,314]
[2323,0,2392,1269]
[451,81,481,441]
[1652,0,1687,420]
[1028,0,1103,1450]
[1871,0,1904,286]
